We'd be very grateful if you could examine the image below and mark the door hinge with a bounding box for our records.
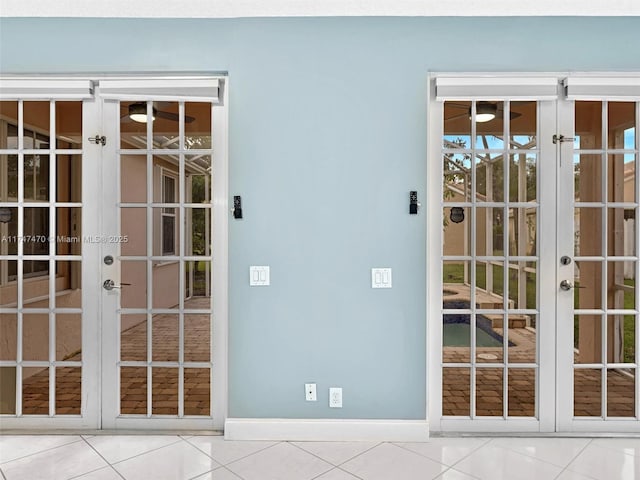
[88,135,106,146]
[553,134,575,145]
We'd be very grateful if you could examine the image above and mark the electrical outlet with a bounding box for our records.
[329,387,342,408]
[305,383,317,401]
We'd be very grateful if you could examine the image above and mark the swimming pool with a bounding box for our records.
[443,300,513,347]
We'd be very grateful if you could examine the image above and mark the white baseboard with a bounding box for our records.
[224,418,429,442]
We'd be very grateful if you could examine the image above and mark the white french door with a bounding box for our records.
[556,96,640,432]
[98,79,228,430]
[0,77,228,430]
[429,76,640,433]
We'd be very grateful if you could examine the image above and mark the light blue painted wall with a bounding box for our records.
[1,17,639,419]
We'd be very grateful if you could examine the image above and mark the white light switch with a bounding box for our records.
[371,268,392,288]
[249,266,270,286]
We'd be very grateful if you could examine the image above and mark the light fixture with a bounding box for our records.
[128,103,156,123]
[473,102,497,123]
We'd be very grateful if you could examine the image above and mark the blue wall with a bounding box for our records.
[2,17,639,419]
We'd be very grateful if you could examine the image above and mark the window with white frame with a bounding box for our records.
[161,171,177,256]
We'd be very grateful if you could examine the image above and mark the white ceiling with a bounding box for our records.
[1,0,638,17]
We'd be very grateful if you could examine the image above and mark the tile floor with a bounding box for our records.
[1,434,639,480]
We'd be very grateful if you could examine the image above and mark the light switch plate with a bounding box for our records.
[371,268,392,288]
[249,266,270,286]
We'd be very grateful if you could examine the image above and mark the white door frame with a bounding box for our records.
[98,77,229,430]
[428,73,640,433]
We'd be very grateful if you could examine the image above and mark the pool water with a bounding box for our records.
[443,323,503,347]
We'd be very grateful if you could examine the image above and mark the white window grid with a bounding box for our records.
[0,99,83,417]
[572,100,640,420]
[116,100,214,418]
[441,100,541,419]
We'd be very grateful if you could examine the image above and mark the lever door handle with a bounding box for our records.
[103,279,131,291]
[560,280,585,291]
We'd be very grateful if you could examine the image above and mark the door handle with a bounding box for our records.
[103,279,131,291]
[560,280,585,291]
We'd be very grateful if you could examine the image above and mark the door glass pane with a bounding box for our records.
[442,367,470,416]
[606,368,635,417]
[121,367,147,414]
[574,262,603,310]
[574,315,603,365]
[23,102,50,140]
[575,101,602,149]
[508,369,536,417]
[574,369,602,417]
[443,314,470,363]
[0,367,16,414]
[56,102,83,149]
[443,154,472,201]
[24,154,49,202]
[0,314,17,361]
[443,210,470,256]
[508,314,536,364]
[22,367,49,415]
[56,313,82,361]
[444,101,471,149]
[184,368,210,416]
[476,368,503,416]
[575,208,604,256]
[121,314,147,362]
[608,102,635,150]
[55,367,81,415]
[476,154,503,202]
[56,207,81,255]
[152,102,179,147]
[184,314,210,362]
[23,314,49,361]
[185,103,212,149]
[152,367,178,415]
[509,154,537,202]
[475,101,504,150]
[120,101,150,149]
[475,208,504,256]
[575,154,603,202]
[120,155,147,203]
[510,101,537,149]
[120,261,148,309]
[152,314,179,362]
[120,208,147,256]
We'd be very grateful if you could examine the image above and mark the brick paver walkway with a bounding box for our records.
[21,298,212,416]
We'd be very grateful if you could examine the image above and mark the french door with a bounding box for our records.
[0,77,228,430]
[429,76,640,433]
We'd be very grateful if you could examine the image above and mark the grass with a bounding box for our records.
[443,262,636,363]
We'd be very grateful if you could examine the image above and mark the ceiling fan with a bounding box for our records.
[121,102,195,124]
[444,102,523,123]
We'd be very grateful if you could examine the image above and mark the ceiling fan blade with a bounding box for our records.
[155,110,180,122]
[154,110,196,123]
[445,112,469,122]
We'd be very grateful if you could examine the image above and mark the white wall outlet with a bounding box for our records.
[249,266,270,286]
[305,383,317,401]
[329,387,342,408]
[371,268,392,288]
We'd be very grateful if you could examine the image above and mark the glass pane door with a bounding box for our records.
[566,100,639,425]
[0,99,94,425]
[441,100,541,421]
[101,98,221,429]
